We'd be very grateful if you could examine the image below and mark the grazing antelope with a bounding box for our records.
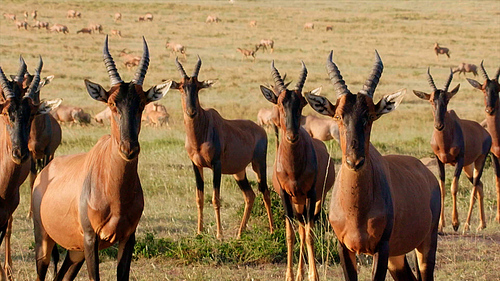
[49,24,69,34]
[306,50,440,281]
[301,114,340,142]
[3,13,16,21]
[453,62,478,76]
[169,57,274,239]
[249,20,257,27]
[32,21,49,30]
[467,62,500,223]
[256,107,279,145]
[206,15,221,23]
[32,36,170,281]
[142,102,169,126]
[66,10,81,18]
[1,56,59,281]
[114,12,122,22]
[303,22,314,30]
[325,25,333,31]
[236,46,259,61]
[138,13,153,22]
[89,23,103,34]
[119,49,141,69]
[15,20,28,30]
[166,40,187,60]
[256,39,274,53]
[94,106,111,124]
[434,42,450,59]
[76,27,92,34]
[261,62,335,281]
[50,105,90,126]
[111,29,122,38]
[414,68,491,233]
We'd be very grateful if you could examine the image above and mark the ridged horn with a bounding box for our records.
[443,68,453,92]
[26,56,43,102]
[479,60,489,80]
[192,55,202,78]
[495,66,500,81]
[426,68,438,92]
[103,35,123,86]
[360,50,383,98]
[271,60,285,93]
[295,61,307,92]
[132,36,149,86]
[175,57,188,79]
[326,50,348,97]
[0,66,14,100]
[14,56,27,84]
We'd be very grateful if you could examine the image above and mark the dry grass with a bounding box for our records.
[1,0,500,280]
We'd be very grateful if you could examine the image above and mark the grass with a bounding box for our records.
[1,0,500,280]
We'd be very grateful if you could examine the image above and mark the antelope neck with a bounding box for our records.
[433,111,456,150]
[183,108,210,145]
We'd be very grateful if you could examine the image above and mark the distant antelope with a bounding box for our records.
[142,102,169,126]
[3,13,16,21]
[32,21,49,30]
[206,15,221,23]
[256,39,274,53]
[23,11,28,19]
[301,114,340,142]
[306,50,440,281]
[303,22,314,30]
[94,106,111,124]
[257,107,279,140]
[453,62,478,76]
[169,57,274,240]
[467,61,500,224]
[325,25,333,31]
[89,23,103,34]
[50,105,90,125]
[237,46,259,61]
[15,20,28,30]
[66,9,81,18]
[76,27,92,34]
[32,36,171,281]
[249,20,257,27]
[49,24,69,34]
[31,10,37,20]
[111,29,122,38]
[114,12,122,22]
[414,68,491,233]
[260,62,335,281]
[119,49,141,69]
[166,40,187,59]
[1,56,60,281]
[434,42,450,59]
[139,13,153,22]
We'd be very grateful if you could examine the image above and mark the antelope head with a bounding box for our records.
[260,61,320,143]
[170,56,216,118]
[467,61,500,115]
[305,51,405,171]
[84,36,171,161]
[0,56,59,164]
[413,68,460,131]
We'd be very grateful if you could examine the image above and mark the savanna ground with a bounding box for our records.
[1,0,500,280]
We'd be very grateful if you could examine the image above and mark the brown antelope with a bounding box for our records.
[434,42,450,59]
[32,36,171,280]
[249,20,257,27]
[49,24,69,34]
[32,21,49,30]
[453,62,478,76]
[119,49,141,69]
[111,29,122,38]
[166,40,187,60]
[256,39,274,53]
[50,105,91,126]
[89,23,103,34]
[261,62,335,281]
[467,61,500,223]
[236,46,259,61]
[1,56,59,281]
[303,22,314,30]
[66,10,81,18]
[325,25,333,31]
[15,20,28,30]
[301,114,340,142]
[169,57,274,240]
[306,50,440,281]
[94,106,111,124]
[114,12,122,22]
[256,107,279,145]
[76,27,92,34]
[3,13,16,21]
[414,68,491,233]
[31,10,37,20]
[138,13,153,22]
[206,15,221,23]
[142,102,169,126]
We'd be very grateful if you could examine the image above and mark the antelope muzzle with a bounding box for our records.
[119,140,140,160]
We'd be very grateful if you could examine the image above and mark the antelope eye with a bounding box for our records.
[333,115,341,121]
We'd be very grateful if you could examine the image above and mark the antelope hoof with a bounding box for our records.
[477,223,486,232]
[4,265,12,281]
[462,223,470,234]
[438,224,444,235]
[452,222,460,232]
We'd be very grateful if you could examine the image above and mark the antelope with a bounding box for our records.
[23,11,28,19]
[301,114,340,142]
[31,10,37,20]
[94,106,111,124]
[32,36,171,281]
[206,15,221,23]
[303,22,314,30]
[50,105,90,125]
[256,39,274,53]
[326,25,333,31]
[138,13,153,22]
[453,62,478,76]
[32,21,49,30]
[414,68,491,233]
[257,107,279,142]
[114,12,122,22]
[434,42,450,59]
[89,23,103,34]
[249,20,257,27]
[1,56,59,281]
[169,57,274,240]
[306,50,440,281]
[49,24,69,34]
[237,46,259,61]
[3,13,16,21]
[111,29,122,38]
[66,10,81,18]
[119,49,141,69]
[76,27,92,34]
[260,62,335,281]
[144,110,169,127]
[166,40,187,60]
[15,20,28,30]
[467,62,500,224]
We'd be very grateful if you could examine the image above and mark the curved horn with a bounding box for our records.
[360,50,383,98]
[175,57,188,79]
[14,56,27,84]
[102,35,123,86]
[495,66,500,81]
[132,36,149,86]
[26,56,43,102]
[271,60,285,93]
[426,67,438,92]
[0,66,14,100]
[443,68,453,92]
[326,50,348,97]
[295,61,307,92]
[192,55,202,78]
[478,60,489,81]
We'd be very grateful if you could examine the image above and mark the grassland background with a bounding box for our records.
[1,0,500,280]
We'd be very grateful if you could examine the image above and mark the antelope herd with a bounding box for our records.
[1,6,499,281]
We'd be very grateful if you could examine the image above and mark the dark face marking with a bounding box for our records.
[431,90,448,131]
[484,80,500,115]
[278,89,305,143]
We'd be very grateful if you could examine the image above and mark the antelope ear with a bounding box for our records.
[447,84,460,99]
[374,88,406,120]
[170,81,181,89]
[39,75,54,88]
[201,79,217,89]
[304,91,336,117]
[146,80,172,102]
[466,78,482,90]
[38,98,62,114]
[260,85,278,104]
[84,79,108,102]
[413,90,430,100]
